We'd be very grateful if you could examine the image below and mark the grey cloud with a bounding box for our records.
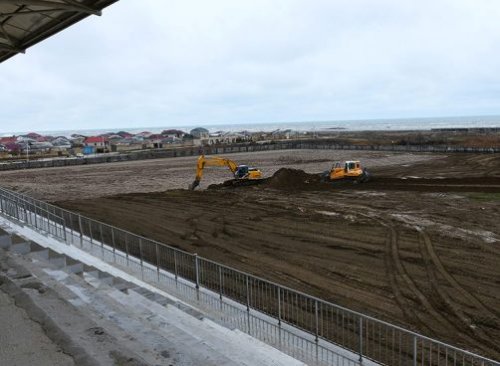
[1,0,500,133]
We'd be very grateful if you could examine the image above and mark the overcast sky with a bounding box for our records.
[1,0,500,133]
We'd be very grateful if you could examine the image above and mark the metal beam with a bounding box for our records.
[0,8,63,17]
[0,0,101,16]
[0,22,19,46]
[0,43,25,53]
[61,0,100,16]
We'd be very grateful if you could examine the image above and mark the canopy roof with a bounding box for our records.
[0,0,118,63]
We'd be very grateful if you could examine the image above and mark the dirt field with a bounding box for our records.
[1,150,499,359]
[0,150,439,200]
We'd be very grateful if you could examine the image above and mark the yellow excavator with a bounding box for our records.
[189,155,263,190]
[321,160,371,183]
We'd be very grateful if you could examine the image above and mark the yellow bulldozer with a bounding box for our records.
[189,155,263,190]
[321,160,371,183]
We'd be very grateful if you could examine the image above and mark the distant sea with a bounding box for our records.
[4,115,500,137]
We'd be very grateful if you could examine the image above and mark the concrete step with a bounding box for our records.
[87,269,114,286]
[0,228,12,248]
[82,264,99,277]
[64,257,84,274]
[26,243,83,275]
[110,278,135,292]
[10,240,31,255]
[28,242,49,260]
[47,248,66,268]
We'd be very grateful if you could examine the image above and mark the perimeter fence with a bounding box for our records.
[1,141,498,172]
[0,186,498,366]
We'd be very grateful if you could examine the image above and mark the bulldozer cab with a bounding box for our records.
[345,161,360,171]
[330,160,363,180]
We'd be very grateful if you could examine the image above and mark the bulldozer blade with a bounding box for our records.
[359,169,372,183]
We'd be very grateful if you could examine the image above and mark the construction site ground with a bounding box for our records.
[1,149,499,360]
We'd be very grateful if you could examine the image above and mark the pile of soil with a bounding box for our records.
[207,168,325,191]
[262,168,323,190]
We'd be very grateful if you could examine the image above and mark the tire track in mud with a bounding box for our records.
[417,227,500,319]
[332,206,439,333]
[380,219,498,355]
[383,223,448,333]
[416,228,500,353]
[382,226,425,330]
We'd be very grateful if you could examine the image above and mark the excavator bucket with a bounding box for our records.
[189,179,200,190]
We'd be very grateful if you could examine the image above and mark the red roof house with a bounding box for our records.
[84,136,109,147]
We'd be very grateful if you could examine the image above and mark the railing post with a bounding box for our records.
[277,286,281,326]
[246,275,250,311]
[34,201,38,229]
[315,300,319,343]
[139,238,144,280]
[67,212,74,245]
[218,265,223,301]
[22,200,28,223]
[413,336,417,366]
[359,317,363,362]
[99,223,104,256]
[88,220,93,245]
[174,251,178,283]
[78,214,83,247]
[155,243,160,282]
[62,218,67,243]
[125,233,129,265]
[111,227,116,262]
[44,202,49,231]
[246,274,251,333]
[194,253,200,289]
[14,197,19,220]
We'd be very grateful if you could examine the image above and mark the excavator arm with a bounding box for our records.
[189,155,239,190]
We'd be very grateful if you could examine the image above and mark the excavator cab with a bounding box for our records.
[235,165,249,179]
[235,165,262,180]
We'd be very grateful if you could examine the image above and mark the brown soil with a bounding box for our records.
[1,150,499,359]
[0,149,438,201]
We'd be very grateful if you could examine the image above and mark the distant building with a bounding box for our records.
[162,129,185,138]
[190,127,209,139]
[25,141,53,153]
[70,136,86,147]
[111,142,145,153]
[207,132,247,145]
[82,146,95,155]
[117,131,134,138]
[51,137,72,152]
[0,136,17,146]
[4,142,21,153]
[107,134,124,141]
[84,136,109,152]
[148,134,164,148]
[270,129,297,140]
[25,132,42,140]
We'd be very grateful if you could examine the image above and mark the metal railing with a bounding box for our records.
[0,188,66,239]
[0,186,498,366]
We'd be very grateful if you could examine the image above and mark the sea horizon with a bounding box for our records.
[3,114,500,137]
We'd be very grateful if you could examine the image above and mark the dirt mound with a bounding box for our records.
[263,168,323,190]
